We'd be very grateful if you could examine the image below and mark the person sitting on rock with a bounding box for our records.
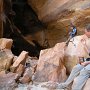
[66,25,77,46]
[44,24,90,90]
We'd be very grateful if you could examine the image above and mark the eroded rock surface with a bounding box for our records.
[33,42,67,82]
[28,0,90,47]
[65,35,90,73]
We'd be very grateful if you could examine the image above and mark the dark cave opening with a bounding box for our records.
[3,0,46,57]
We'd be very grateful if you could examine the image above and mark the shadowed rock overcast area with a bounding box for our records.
[0,0,90,90]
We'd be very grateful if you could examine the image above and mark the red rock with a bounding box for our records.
[64,35,90,73]
[33,42,67,82]
[0,38,13,72]
[27,0,90,47]
[10,51,28,72]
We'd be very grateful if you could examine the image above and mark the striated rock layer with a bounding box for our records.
[28,0,90,47]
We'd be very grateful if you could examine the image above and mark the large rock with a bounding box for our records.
[10,51,28,72]
[64,35,90,73]
[0,38,14,72]
[33,42,67,82]
[0,49,14,72]
[0,38,13,50]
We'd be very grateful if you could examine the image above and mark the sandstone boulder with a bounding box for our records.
[0,49,14,72]
[64,35,90,74]
[0,38,14,72]
[33,42,67,82]
[33,34,90,82]
[10,51,28,72]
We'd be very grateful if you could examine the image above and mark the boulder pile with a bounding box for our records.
[0,37,90,90]
[0,38,38,90]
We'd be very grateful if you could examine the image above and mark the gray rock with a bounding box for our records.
[0,49,14,72]
[0,72,19,90]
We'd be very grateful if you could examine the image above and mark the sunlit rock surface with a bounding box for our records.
[33,42,67,82]
[0,49,14,72]
[64,35,90,73]
[28,0,90,47]
[34,34,90,82]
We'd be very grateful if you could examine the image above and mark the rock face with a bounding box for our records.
[33,42,67,82]
[28,0,82,22]
[28,0,90,47]
[0,38,38,89]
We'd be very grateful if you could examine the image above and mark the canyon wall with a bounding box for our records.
[28,0,90,47]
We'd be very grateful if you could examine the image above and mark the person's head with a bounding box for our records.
[85,24,90,38]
